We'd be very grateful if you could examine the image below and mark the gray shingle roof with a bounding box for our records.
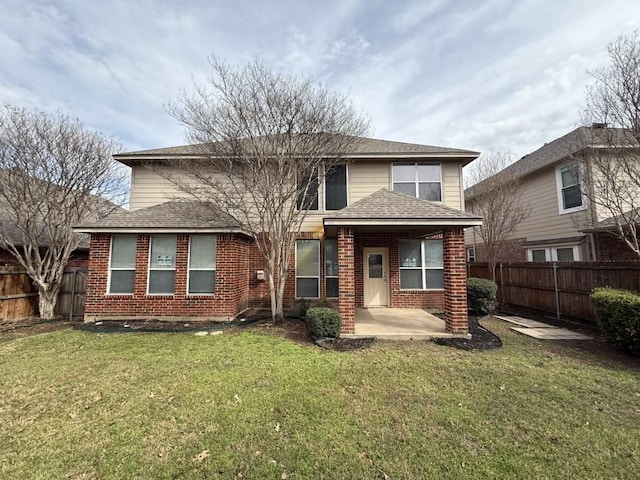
[115,135,479,159]
[75,201,246,233]
[324,188,482,225]
[465,126,640,200]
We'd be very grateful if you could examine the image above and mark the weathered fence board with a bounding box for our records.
[0,268,87,321]
[469,261,640,324]
[55,269,87,319]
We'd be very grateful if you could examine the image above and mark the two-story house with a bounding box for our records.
[77,137,482,335]
[465,126,639,263]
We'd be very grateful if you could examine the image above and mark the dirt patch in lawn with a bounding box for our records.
[315,337,375,351]
[433,315,502,351]
[0,317,80,340]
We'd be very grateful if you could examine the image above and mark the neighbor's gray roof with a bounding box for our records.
[323,188,482,227]
[114,135,479,161]
[581,208,640,232]
[75,201,249,235]
[465,127,640,200]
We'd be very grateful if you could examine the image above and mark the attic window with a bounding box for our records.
[392,163,441,201]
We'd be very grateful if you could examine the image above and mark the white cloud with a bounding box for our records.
[1,0,640,160]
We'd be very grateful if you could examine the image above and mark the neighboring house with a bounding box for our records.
[76,137,482,335]
[465,126,640,263]
[0,204,90,268]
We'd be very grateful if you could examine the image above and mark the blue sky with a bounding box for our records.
[2,0,640,159]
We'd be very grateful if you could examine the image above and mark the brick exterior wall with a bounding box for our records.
[337,227,356,334]
[444,228,468,334]
[353,231,445,311]
[84,233,251,322]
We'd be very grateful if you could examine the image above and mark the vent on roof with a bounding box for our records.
[591,122,608,129]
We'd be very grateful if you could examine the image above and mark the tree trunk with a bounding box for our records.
[37,286,59,319]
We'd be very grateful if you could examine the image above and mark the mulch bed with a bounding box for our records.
[315,337,376,351]
[432,315,502,351]
[0,317,80,339]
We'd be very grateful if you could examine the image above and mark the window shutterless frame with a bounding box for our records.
[399,239,444,290]
[107,234,136,295]
[187,235,217,295]
[295,239,320,299]
[147,235,177,295]
[391,162,442,201]
[555,163,586,214]
[324,239,339,298]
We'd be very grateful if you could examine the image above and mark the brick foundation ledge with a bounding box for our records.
[83,315,235,323]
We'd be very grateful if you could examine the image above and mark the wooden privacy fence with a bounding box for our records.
[468,261,640,324]
[0,267,37,320]
[0,268,87,321]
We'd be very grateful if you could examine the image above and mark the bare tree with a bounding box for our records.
[157,57,370,324]
[0,106,126,318]
[580,31,640,257]
[465,152,531,280]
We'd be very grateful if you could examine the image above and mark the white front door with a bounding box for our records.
[363,248,389,307]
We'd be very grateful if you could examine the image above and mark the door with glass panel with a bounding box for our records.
[363,247,388,307]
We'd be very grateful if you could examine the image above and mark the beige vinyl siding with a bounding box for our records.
[129,166,188,211]
[300,159,467,231]
[441,162,463,210]
[513,166,588,242]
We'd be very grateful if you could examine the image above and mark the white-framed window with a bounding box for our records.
[148,235,177,294]
[295,239,320,298]
[324,239,338,298]
[108,234,136,294]
[527,245,580,262]
[556,163,585,214]
[188,235,217,295]
[467,247,476,262]
[399,239,444,290]
[392,163,442,201]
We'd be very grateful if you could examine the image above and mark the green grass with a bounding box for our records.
[1,319,639,479]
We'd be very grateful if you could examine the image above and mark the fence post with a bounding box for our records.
[69,269,77,321]
[553,261,560,322]
[499,262,504,304]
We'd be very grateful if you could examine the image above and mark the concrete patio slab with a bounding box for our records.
[495,315,553,328]
[343,308,467,340]
[510,327,593,340]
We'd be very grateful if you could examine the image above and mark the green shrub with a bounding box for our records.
[467,277,498,314]
[306,307,341,339]
[591,287,640,355]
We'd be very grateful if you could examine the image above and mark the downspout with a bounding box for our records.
[589,232,597,261]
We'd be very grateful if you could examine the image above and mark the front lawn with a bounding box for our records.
[1,318,639,479]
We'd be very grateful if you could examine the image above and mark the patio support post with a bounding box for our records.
[337,227,355,334]
[443,227,469,335]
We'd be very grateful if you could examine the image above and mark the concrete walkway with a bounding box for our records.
[343,308,465,340]
[495,315,593,340]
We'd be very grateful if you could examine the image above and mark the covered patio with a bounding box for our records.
[343,308,469,339]
[323,189,483,337]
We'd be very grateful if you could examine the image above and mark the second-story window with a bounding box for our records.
[392,163,441,201]
[296,168,319,211]
[556,163,583,213]
[325,164,347,210]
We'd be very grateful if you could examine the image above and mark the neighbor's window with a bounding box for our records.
[324,239,339,298]
[188,235,217,294]
[296,239,320,298]
[325,164,347,210]
[148,235,177,294]
[392,163,441,201]
[467,247,476,262]
[530,249,547,262]
[399,239,444,290]
[109,235,136,294]
[296,168,319,211]
[557,163,583,213]
[527,246,579,262]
